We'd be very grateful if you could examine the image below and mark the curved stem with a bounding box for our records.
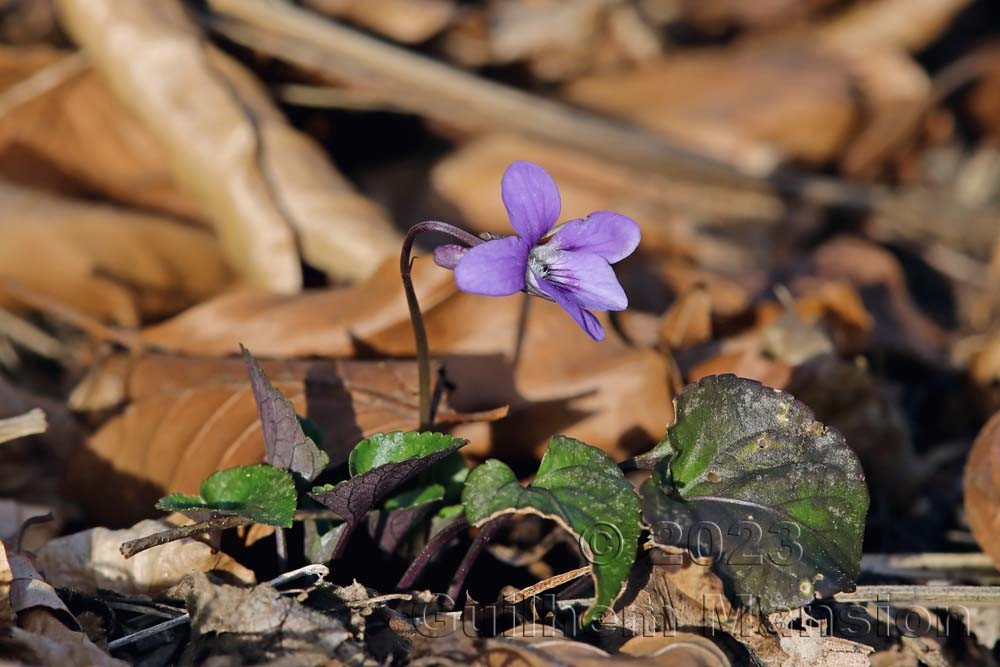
[400,221,483,429]
[396,515,470,590]
[446,517,506,607]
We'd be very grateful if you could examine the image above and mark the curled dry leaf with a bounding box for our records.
[57,0,400,290]
[140,257,455,358]
[0,45,198,220]
[0,182,231,326]
[304,0,455,44]
[136,256,675,460]
[172,571,365,665]
[964,409,1000,568]
[34,518,255,596]
[66,351,469,526]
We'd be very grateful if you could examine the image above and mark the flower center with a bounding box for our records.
[527,244,559,278]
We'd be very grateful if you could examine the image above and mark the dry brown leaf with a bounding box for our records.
[0,500,60,553]
[0,541,14,627]
[140,257,454,358]
[674,0,841,31]
[660,286,713,351]
[57,0,400,290]
[66,351,460,526]
[965,409,1000,569]
[969,334,1000,418]
[304,0,454,44]
[136,252,674,461]
[0,46,199,220]
[0,182,231,326]
[562,41,854,170]
[35,518,255,596]
[432,133,779,272]
[619,634,732,667]
[4,608,126,667]
[608,549,786,665]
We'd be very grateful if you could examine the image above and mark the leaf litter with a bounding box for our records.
[1,0,1000,665]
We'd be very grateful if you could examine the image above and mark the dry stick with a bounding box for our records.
[833,585,1000,606]
[0,279,144,351]
[0,408,46,445]
[504,566,591,605]
[205,0,749,187]
[119,515,252,559]
[0,308,64,360]
[206,0,1000,260]
[0,51,88,119]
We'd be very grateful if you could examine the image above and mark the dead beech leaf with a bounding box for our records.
[608,549,786,665]
[0,182,231,326]
[619,634,731,667]
[4,608,128,667]
[304,0,455,44]
[965,409,1000,569]
[57,0,400,290]
[432,133,783,269]
[0,46,199,220]
[34,519,255,596]
[66,352,459,526]
[562,42,855,170]
[140,257,454,358]
[137,256,673,461]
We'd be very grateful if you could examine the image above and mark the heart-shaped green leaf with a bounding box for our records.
[158,464,297,527]
[462,436,641,626]
[642,374,869,613]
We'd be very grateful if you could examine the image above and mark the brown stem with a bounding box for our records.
[119,515,252,559]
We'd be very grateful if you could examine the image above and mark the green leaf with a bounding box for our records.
[462,436,641,626]
[384,484,445,511]
[310,431,468,561]
[642,374,869,613]
[157,464,297,527]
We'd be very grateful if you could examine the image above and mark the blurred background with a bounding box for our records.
[2,0,1000,628]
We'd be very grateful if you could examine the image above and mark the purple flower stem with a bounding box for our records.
[445,517,506,608]
[396,514,470,591]
[400,221,483,429]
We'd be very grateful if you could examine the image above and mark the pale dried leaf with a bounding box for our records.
[57,0,399,290]
[35,519,255,596]
[0,45,199,220]
[5,608,127,667]
[305,0,454,44]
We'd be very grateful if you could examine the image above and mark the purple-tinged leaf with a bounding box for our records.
[308,432,467,560]
[242,344,329,481]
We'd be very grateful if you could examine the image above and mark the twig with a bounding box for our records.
[0,308,64,361]
[0,408,47,445]
[0,279,144,350]
[347,593,414,608]
[504,566,591,604]
[833,585,1000,606]
[119,515,253,559]
[205,0,749,185]
[0,51,88,119]
[862,552,998,577]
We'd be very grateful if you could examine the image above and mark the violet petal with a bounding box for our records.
[533,275,605,341]
[549,211,641,264]
[433,244,468,270]
[543,250,628,311]
[501,161,561,245]
[455,236,530,296]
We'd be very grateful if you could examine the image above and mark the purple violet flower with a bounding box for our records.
[433,161,640,341]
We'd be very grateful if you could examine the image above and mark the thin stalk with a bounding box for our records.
[397,515,470,590]
[400,221,483,429]
[446,517,506,607]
